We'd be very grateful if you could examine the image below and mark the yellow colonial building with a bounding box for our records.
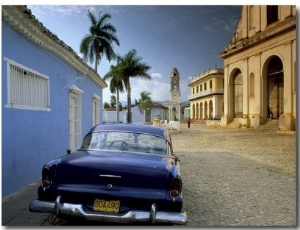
[219,5,296,131]
[188,68,224,120]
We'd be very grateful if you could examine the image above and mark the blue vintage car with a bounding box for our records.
[29,124,187,225]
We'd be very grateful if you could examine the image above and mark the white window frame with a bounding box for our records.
[69,85,83,151]
[4,57,51,111]
[92,94,101,126]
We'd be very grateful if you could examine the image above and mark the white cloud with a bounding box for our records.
[131,78,170,102]
[54,6,82,16]
[29,5,86,18]
[151,72,162,78]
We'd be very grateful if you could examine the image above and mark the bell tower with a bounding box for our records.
[161,67,181,122]
[170,68,180,103]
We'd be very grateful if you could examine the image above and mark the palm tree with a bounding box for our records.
[137,91,154,114]
[103,65,125,123]
[137,91,154,123]
[114,49,152,123]
[80,10,120,73]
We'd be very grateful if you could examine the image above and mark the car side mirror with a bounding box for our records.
[66,149,71,154]
[174,155,180,164]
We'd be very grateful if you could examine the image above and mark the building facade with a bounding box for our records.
[163,68,181,121]
[104,102,168,124]
[2,6,107,197]
[188,68,224,120]
[219,5,296,130]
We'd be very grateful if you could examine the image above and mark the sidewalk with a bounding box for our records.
[2,179,50,226]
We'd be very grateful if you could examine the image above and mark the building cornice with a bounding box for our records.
[219,15,296,59]
[2,5,107,89]
[188,68,224,87]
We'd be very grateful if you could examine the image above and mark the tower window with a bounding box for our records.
[267,5,278,25]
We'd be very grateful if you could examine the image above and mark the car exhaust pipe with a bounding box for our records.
[29,199,55,213]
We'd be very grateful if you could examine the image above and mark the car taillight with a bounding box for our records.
[42,167,51,188]
[170,177,182,198]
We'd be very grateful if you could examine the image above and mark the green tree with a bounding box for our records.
[137,91,154,114]
[80,10,120,73]
[110,95,116,108]
[103,102,110,110]
[114,49,151,123]
[104,65,125,123]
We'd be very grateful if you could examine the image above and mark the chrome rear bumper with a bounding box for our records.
[29,196,187,225]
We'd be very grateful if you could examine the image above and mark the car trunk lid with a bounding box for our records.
[54,150,174,192]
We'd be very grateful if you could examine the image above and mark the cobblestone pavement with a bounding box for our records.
[171,124,297,227]
[2,123,297,227]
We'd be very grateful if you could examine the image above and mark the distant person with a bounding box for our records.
[187,117,192,128]
[268,106,273,119]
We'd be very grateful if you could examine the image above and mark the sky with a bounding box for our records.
[5,5,234,105]
[24,5,244,105]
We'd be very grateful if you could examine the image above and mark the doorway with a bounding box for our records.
[233,70,243,118]
[267,56,284,119]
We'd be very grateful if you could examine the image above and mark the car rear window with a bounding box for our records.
[80,131,168,155]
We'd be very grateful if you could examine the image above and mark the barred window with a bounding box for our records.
[5,58,50,111]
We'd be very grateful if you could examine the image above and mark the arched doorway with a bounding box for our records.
[192,104,195,119]
[200,102,203,119]
[196,103,199,119]
[267,56,284,119]
[209,100,213,119]
[204,101,208,119]
[233,70,243,118]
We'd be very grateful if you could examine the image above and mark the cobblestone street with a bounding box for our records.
[2,123,297,227]
[171,123,297,227]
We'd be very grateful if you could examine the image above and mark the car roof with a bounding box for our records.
[88,124,170,141]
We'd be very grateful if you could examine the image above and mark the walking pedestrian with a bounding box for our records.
[187,117,192,128]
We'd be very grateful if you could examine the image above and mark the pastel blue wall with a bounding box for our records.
[2,21,104,197]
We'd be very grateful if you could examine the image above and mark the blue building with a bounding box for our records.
[2,6,107,197]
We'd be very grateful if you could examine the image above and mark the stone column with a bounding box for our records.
[279,41,295,130]
[221,65,230,126]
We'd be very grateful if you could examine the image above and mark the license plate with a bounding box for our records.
[93,199,120,213]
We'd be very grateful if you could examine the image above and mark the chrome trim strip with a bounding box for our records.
[99,175,122,178]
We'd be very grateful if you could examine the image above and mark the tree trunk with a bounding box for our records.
[126,78,132,123]
[95,58,98,73]
[116,89,120,123]
[95,53,100,73]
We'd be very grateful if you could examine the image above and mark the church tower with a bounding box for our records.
[170,68,180,103]
[162,67,181,122]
